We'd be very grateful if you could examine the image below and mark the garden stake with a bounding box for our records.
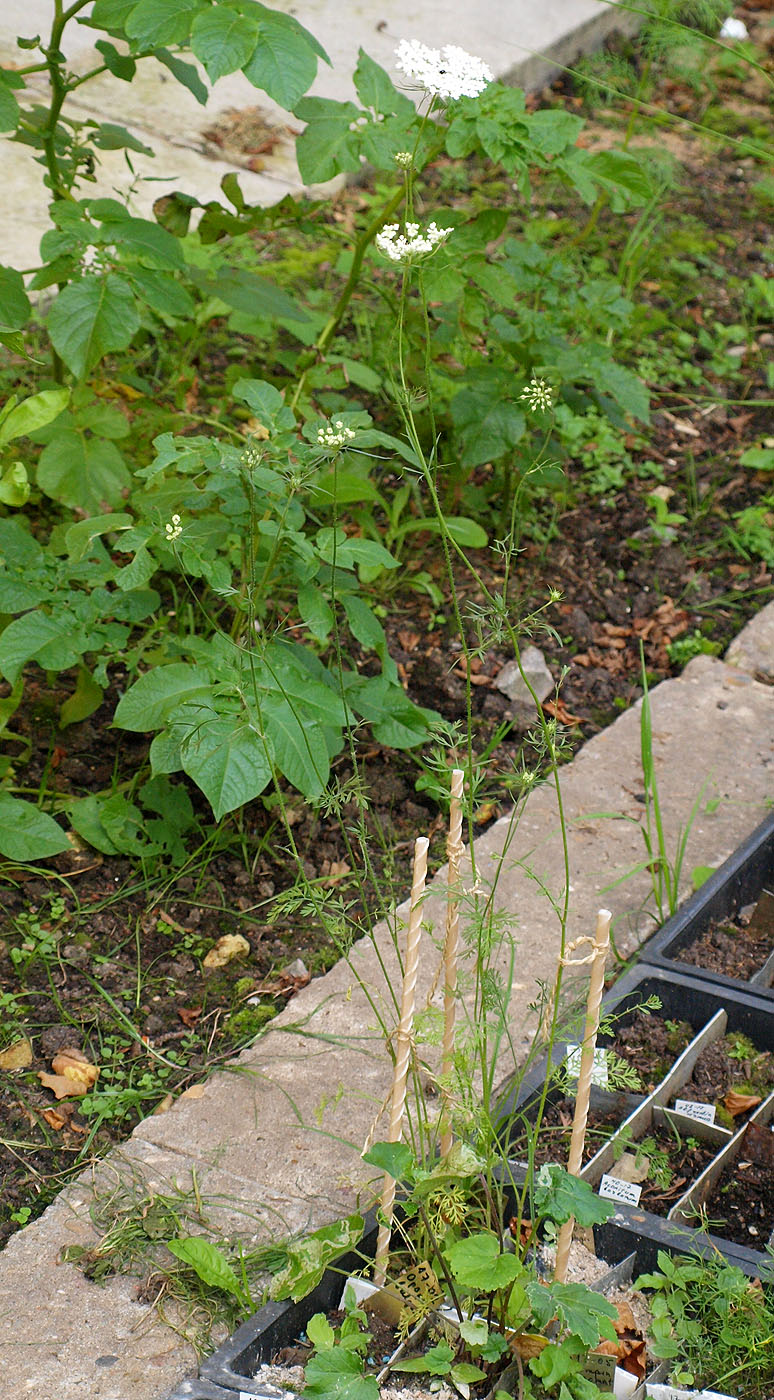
[553,908,612,1284]
[441,769,465,1157]
[373,835,429,1286]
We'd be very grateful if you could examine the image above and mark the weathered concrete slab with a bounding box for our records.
[1,625,772,1398]
[0,0,640,270]
[726,599,774,683]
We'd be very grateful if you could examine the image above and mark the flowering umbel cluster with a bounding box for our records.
[376,220,453,265]
[520,377,555,413]
[164,514,182,542]
[395,39,493,100]
[317,420,356,449]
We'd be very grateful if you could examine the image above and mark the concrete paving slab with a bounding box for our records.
[1,610,772,1398]
[0,0,640,270]
[726,602,774,683]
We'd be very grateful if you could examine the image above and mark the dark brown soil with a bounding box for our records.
[679,889,774,982]
[709,1121,774,1248]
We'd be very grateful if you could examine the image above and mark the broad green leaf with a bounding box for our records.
[271,1213,364,1302]
[445,1233,526,1292]
[98,216,183,269]
[354,49,414,118]
[187,264,308,324]
[0,461,29,506]
[0,611,81,685]
[297,583,333,643]
[59,667,104,727]
[92,121,152,155]
[94,39,137,80]
[534,1163,614,1229]
[306,1313,335,1351]
[598,360,650,424]
[527,1279,617,1348]
[362,1140,415,1181]
[167,1237,244,1299]
[0,796,69,862]
[68,793,120,855]
[37,431,131,513]
[47,274,140,379]
[0,80,20,133]
[741,446,774,471]
[397,515,488,548]
[0,388,69,446]
[395,1343,453,1376]
[125,0,201,49]
[65,512,132,563]
[243,11,318,108]
[232,375,297,425]
[155,47,209,104]
[524,108,584,156]
[128,267,194,319]
[114,664,214,730]
[0,265,31,332]
[261,694,329,799]
[86,0,136,29]
[191,6,259,82]
[342,593,389,658]
[180,709,272,818]
[305,1348,379,1400]
[459,1320,489,1348]
[450,375,525,468]
[96,792,154,856]
[315,528,398,572]
[294,97,362,184]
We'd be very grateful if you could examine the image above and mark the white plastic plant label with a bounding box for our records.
[598,1173,642,1206]
[645,1385,736,1400]
[673,1100,716,1125]
[565,1043,608,1087]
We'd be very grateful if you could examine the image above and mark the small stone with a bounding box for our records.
[495,646,553,724]
[283,958,309,981]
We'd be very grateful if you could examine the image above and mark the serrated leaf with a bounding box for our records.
[99,215,183,269]
[127,267,194,319]
[294,97,362,184]
[305,1348,379,1400]
[534,1163,615,1228]
[125,0,200,49]
[260,694,329,798]
[362,1140,415,1180]
[0,80,20,133]
[445,1233,526,1292]
[0,265,31,332]
[243,10,318,108]
[0,795,69,861]
[527,1279,617,1348]
[187,264,307,324]
[47,274,139,379]
[191,6,259,82]
[37,431,130,513]
[450,375,525,468]
[354,49,414,118]
[307,1313,335,1351]
[0,388,69,446]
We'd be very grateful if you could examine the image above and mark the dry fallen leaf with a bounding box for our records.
[739,1119,774,1168]
[177,1005,202,1029]
[39,1047,99,1099]
[510,1334,549,1361]
[724,1089,762,1117]
[203,933,251,969]
[0,1037,33,1070]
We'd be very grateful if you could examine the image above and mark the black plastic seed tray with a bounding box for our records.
[637,809,774,998]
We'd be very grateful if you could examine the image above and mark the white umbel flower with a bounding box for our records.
[719,16,748,39]
[520,377,555,412]
[317,420,356,449]
[376,220,453,265]
[395,39,493,100]
[165,514,182,542]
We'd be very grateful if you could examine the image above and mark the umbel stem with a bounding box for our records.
[440,769,465,1156]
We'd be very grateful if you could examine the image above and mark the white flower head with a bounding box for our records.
[520,377,555,413]
[395,39,493,101]
[376,219,453,266]
[165,513,182,542]
[719,16,748,40]
[317,420,356,449]
[394,150,413,169]
[81,242,116,275]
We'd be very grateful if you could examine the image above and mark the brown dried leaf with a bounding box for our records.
[510,1333,549,1360]
[177,1005,202,1029]
[739,1120,774,1168]
[0,1037,33,1070]
[52,1047,99,1090]
[397,630,421,652]
[724,1089,762,1117]
[39,1072,87,1100]
[203,933,250,969]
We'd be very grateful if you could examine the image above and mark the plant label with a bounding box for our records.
[674,1099,716,1125]
[565,1044,608,1087]
[582,1352,617,1388]
[598,1173,642,1206]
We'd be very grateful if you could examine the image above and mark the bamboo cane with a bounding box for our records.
[373,835,429,1286]
[553,908,612,1284]
[440,769,465,1157]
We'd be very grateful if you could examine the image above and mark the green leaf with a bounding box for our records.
[98,215,183,270]
[305,1348,379,1400]
[691,864,715,890]
[0,796,69,862]
[741,446,774,471]
[86,0,136,30]
[271,1213,365,1303]
[445,1233,527,1292]
[243,10,319,108]
[0,462,30,506]
[0,676,24,738]
[362,1140,415,1181]
[115,665,214,730]
[68,794,120,856]
[37,431,130,513]
[180,708,272,818]
[94,39,137,80]
[187,265,308,324]
[306,1313,335,1351]
[92,121,152,155]
[315,528,398,572]
[232,374,298,424]
[397,515,488,548]
[534,1164,614,1229]
[0,388,70,446]
[65,512,132,563]
[155,47,209,104]
[191,6,259,82]
[59,667,104,728]
[47,274,139,379]
[0,78,20,133]
[261,694,329,799]
[0,612,79,686]
[167,1237,244,1300]
[0,265,31,332]
[395,1343,453,1377]
[97,792,154,856]
[598,360,650,424]
[126,268,194,319]
[354,49,414,117]
[294,98,362,184]
[524,108,584,156]
[527,1279,617,1348]
[297,583,334,643]
[125,0,201,49]
[450,373,525,468]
